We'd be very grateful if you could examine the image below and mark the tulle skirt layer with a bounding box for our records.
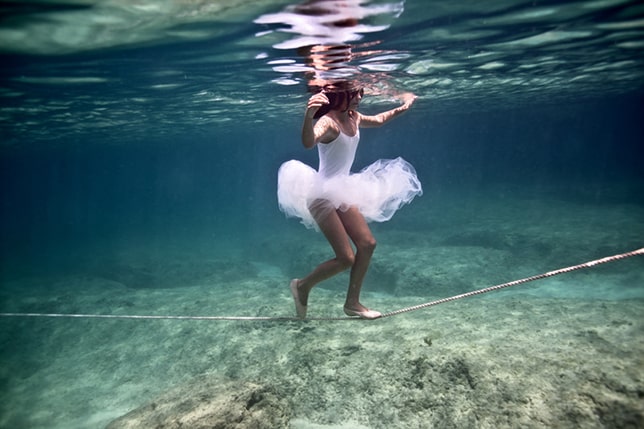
[277,157,422,230]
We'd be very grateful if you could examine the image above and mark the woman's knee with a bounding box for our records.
[337,251,355,269]
[357,236,377,253]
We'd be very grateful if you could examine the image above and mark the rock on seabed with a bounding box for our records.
[106,379,290,429]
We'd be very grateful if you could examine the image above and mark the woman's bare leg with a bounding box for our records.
[337,207,377,312]
[295,201,355,306]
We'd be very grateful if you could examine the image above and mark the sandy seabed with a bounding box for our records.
[1,186,643,428]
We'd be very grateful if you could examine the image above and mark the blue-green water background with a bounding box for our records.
[2,98,643,282]
[1,2,644,427]
[1,0,643,288]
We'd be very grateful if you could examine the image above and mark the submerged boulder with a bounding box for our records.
[106,379,290,429]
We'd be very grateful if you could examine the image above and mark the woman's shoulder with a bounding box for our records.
[316,115,341,143]
[355,110,369,127]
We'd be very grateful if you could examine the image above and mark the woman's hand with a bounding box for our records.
[305,92,330,119]
[399,92,417,109]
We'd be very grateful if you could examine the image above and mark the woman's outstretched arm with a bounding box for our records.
[359,92,417,128]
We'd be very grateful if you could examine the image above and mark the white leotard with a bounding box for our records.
[317,130,359,178]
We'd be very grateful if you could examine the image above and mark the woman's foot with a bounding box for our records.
[290,279,307,319]
[344,305,381,319]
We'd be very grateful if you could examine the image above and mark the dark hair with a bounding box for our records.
[313,91,347,119]
[312,88,364,119]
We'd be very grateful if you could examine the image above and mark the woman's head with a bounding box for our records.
[312,85,364,119]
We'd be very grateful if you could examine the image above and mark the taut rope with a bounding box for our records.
[1,248,642,322]
[380,247,643,318]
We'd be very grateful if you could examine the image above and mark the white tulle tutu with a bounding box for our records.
[277,157,422,230]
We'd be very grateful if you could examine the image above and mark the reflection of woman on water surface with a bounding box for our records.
[278,83,422,319]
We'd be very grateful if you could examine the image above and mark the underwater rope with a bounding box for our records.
[0,247,642,322]
[380,247,644,318]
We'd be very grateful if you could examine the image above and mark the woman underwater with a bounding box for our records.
[278,83,422,319]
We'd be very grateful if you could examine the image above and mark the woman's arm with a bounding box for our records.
[302,93,335,148]
[359,92,417,128]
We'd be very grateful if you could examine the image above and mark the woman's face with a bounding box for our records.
[347,88,364,110]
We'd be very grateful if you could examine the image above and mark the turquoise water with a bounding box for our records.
[1,1,643,428]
